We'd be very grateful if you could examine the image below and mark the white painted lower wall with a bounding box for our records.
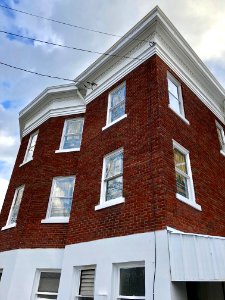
[4,230,224,300]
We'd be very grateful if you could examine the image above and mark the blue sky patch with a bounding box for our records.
[6,26,35,46]
[1,81,11,88]
[1,100,12,109]
[0,0,16,18]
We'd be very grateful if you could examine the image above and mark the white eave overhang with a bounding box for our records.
[168,230,225,281]
[75,6,225,123]
[19,83,86,138]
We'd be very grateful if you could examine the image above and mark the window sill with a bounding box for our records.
[176,193,202,211]
[168,105,190,125]
[220,150,225,157]
[41,217,69,224]
[102,114,127,131]
[95,197,125,211]
[1,223,16,231]
[19,158,33,167]
[55,148,80,153]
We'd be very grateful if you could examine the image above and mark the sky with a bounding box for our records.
[0,0,225,211]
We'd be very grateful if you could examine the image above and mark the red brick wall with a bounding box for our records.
[0,114,84,251]
[155,56,225,236]
[1,54,225,251]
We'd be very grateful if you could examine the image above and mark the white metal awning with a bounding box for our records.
[168,231,225,281]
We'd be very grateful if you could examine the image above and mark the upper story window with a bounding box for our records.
[34,270,61,300]
[115,263,145,300]
[42,176,75,223]
[167,73,189,125]
[95,148,125,210]
[2,185,25,229]
[57,118,84,152]
[23,131,38,164]
[103,83,127,130]
[173,140,201,211]
[0,269,2,281]
[216,121,225,155]
[77,268,95,300]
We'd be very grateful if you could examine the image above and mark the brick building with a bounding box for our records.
[0,6,225,300]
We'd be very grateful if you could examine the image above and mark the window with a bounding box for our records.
[115,263,145,300]
[44,176,75,222]
[216,121,225,154]
[23,131,38,163]
[0,269,2,281]
[5,185,24,227]
[96,149,124,210]
[58,118,84,152]
[167,73,188,124]
[77,268,95,300]
[173,141,201,210]
[34,271,61,299]
[105,83,126,127]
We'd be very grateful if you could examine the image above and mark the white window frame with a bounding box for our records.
[73,265,96,300]
[102,82,127,131]
[2,185,25,230]
[41,176,75,224]
[167,72,189,125]
[32,269,61,300]
[20,131,38,166]
[113,262,145,300]
[173,140,201,211]
[95,148,125,211]
[56,118,84,153]
[215,120,225,156]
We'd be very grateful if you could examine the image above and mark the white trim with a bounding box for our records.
[168,105,190,125]
[44,176,75,221]
[95,196,125,211]
[102,114,127,131]
[1,223,16,231]
[97,148,124,209]
[19,158,33,167]
[113,261,145,300]
[172,140,201,210]
[22,130,38,164]
[215,120,225,153]
[55,148,80,153]
[32,269,61,300]
[41,217,69,224]
[220,150,225,157]
[3,185,25,229]
[58,118,84,152]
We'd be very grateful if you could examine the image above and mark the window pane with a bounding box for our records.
[64,134,81,149]
[111,102,125,122]
[217,127,225,148]
[38,272,60,293]
[30,133,38,147]
[111,85,126,108]
[119,267,145,297]
[174,149,187,174]
[9,187,24,224]
[50,197,72,217]
[66,120,83,135]
[169,94,181,115]
[176,173,189,198]
[52,178,75,198]
[0,271,2,281]
[79,269,95,297]
[106,176,123,201]
[105,152,123,179]
[168,79,178,98]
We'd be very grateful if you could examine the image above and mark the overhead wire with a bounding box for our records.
[0,3,147,43]
[0,30,143,61]
[0,61,97,85]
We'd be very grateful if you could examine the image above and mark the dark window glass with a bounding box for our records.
[119,267,145,297]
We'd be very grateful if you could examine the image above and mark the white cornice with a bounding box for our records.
[19,85,85,138]
[75,6,225,123]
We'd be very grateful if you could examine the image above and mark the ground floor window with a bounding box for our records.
[34,270,61,299]
[115,262,145,300]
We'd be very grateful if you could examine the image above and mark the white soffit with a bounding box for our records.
[75,6,225,123]
[19,83,86,137]
[168,232,225,281]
